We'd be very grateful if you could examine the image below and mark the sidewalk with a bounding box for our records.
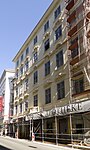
[4,136,90,150]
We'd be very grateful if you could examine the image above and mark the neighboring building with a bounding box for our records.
[0,70,15,135]
[12,0,90,144]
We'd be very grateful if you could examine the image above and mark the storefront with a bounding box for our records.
[28,100,90,144]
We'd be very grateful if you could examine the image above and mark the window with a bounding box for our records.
[21,54,23,62]
[34,51,38,62]
[71,48,78,58]
[44,39,50,51]
[25,60,29,71]
[34,95,38,107]
[20,66,23,75]
[25,79,28,90]
[15,105,17,114]
[73,78,84,94]
[34,36,37,45]
[34,71,38,84]
[45,61,50,76]
[45,88,51,104]
[57,81,65,100]
[54,5,61,19]
[55,25,62,40]
[25,101,28,111]
[44,20,49,32]
[56,50,63,68]
[16,87,18,96]
[20,103,22,113]
[26,47,29,56]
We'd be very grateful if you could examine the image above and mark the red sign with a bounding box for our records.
[0,96,3,112]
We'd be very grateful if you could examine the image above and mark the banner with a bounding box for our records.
[0,96,3,112]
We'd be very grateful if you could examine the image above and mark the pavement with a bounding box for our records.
[0,136,90,150]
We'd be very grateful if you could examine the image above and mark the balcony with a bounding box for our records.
[66,0,74,11]
[70,52,85,66]
[67,11,76,23]
[68,19,84,36]
[69,39,78,50]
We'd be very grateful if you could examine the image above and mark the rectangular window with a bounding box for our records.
[34,95,38,107]
[34,36,37,45]
[16,87,18,96]
[20,103,22,113]
[44,20,49,32]
[45,88,51,104]
[16,60,19,67]
[73,78,84,94]
[56,50,63,68]
[34,51,38,62]
[15,105,17,114]
[71,48,79,58]
[21,54,23,62]
[45,61,50,76]
[25,60,29,71]
[25,101,28,111]
[25,79,28,90]
[57,81,65,100]
[54,5,61,19]
[26,47,29,56]
[20,66,23,75]
[34,71,38,84]
[44,39,50,51]
[55,25,62,40]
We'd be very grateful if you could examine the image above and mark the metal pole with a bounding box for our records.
[30,118,31,140]
[42,115,44,142]
[55,115,58,145]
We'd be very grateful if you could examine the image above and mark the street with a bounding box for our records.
[0,136,80,150]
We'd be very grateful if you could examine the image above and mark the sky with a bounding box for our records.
[0,0,53,76]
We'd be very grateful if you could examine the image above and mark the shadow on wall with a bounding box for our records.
[0,145,13,150]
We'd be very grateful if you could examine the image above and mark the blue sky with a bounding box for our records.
[0,0,53,76]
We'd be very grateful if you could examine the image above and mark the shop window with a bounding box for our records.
[76,124,84,134]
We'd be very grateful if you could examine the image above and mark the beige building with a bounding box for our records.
[12,0,90,144]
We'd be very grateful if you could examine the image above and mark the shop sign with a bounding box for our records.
[43,100,90,118]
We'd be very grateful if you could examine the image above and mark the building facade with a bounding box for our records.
[12,0,90,144]
[0,70,15,135]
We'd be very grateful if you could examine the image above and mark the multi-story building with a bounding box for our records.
[65,0,90,143]
[12,0,90,145]
[0,69,15,135]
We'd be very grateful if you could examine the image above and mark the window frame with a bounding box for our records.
[57,81,65,100]
[45,88,51,104]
